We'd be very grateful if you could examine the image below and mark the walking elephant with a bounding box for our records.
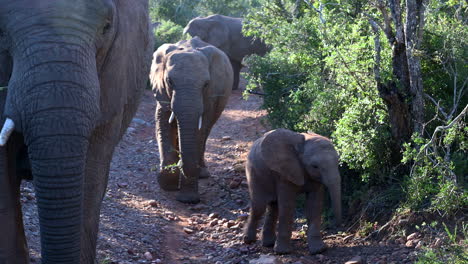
[183,14,270,90]
[150,37,233,204]
[243,129,342,255]
[0,1,153,263]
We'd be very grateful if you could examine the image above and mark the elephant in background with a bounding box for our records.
[0,0,153,263]
[184,14,270,90]
[150,37,233,204]
[243,129,342,255]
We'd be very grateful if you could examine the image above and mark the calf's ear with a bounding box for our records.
[260,129,305,186]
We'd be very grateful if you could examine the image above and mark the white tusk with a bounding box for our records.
[198,116,202,130]
[0,118,15,146]
[168,112,175,124]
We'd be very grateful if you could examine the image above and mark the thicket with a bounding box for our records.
[243,0,467,224]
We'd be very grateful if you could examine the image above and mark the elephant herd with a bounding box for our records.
[0,2,341,263]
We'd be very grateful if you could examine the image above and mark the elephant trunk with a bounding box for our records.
[322,169,342,226]
[174,99,202,203]
[5,39,99,263]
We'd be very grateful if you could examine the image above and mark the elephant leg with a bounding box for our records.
[243,197,267,244]
[198,130,211,179]
[0,146,29,264]
[80,120,120,264]
[274,184,297,254]
[156,105,180,191]
[261,202,278,247]
[305,182,326,254]
[230,59,242,90]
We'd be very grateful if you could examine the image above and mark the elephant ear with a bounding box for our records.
[149,43,178,105]
[197,44,233,97]
[261,129,306,186]
[205,20,229,50]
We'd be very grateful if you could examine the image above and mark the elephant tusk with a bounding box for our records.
[168,112,175,124]
[198,116,202,130]
[0,118,15,146]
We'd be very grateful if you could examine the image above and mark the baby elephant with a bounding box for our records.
[243,129,342,255]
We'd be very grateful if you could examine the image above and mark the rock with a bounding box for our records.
[209,212,219,219]
[229,179,242,189]
[147,200,158,208]
[316,254,326,261]
[379,241,386,246]
[221,136,232,141]
[144,252,153,261]
[209,220,218,227]
[415,240,423,249]
[406,232,420,241]
[345,256,363,264]
[127,249,135,255]
[132,118,147,125]
[189,204,208,211]
[183,227,195,234]
[238,213,249,221]
[117,182,128,188]
[224,220,236,228]
[249,254,283,264]
[233,164,245,173]
[405,240,415,248]
[240,247,249,253]
[343,234,354,243]
[396,237,406,244]
[154,259,162,263]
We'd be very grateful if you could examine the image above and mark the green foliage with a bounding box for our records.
[402,117,467,216]
[153,20,185,50]
[149,0,199,26]
[416,222,468,264]
[149,0,262,26]
[243,1,394,181]
[243,0,466,221]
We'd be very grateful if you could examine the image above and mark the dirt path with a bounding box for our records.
[20,78,420,264]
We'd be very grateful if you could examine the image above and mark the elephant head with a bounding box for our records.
[151,37,233,203]
[0,0,153,262]
[261,129,342,225]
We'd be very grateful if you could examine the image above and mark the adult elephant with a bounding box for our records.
[0,1,153,263]
[184,14,270,90]
[150,37,233,204]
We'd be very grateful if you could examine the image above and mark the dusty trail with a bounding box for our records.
[20,77,420,263]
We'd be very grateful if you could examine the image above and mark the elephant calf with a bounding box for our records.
[150,37,233,203]
[243,129,342,255]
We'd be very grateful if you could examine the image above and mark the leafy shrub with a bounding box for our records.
[153,20,184,50]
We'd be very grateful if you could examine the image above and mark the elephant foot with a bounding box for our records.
[307,236,327,255]
[176,191,200,204]
[157,170,180,191]
[261,234,276,247]
[274,240,292,255]
[243,234,256,244]
[199,167,211,179]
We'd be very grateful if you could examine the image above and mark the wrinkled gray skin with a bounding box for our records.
[150,37,233,204]
[0,0,153,263]
[243,129,342,255]
[184,14,270,90]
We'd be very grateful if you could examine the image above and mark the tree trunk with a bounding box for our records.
[405,0,427,134]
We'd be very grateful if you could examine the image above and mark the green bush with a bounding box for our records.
[153,20,184,50]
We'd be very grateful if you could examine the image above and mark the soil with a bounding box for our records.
[19,77,422,264]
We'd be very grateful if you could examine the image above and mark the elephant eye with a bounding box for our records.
[102,20,111,35]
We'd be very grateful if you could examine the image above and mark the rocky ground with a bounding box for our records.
[19,78,433,263]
